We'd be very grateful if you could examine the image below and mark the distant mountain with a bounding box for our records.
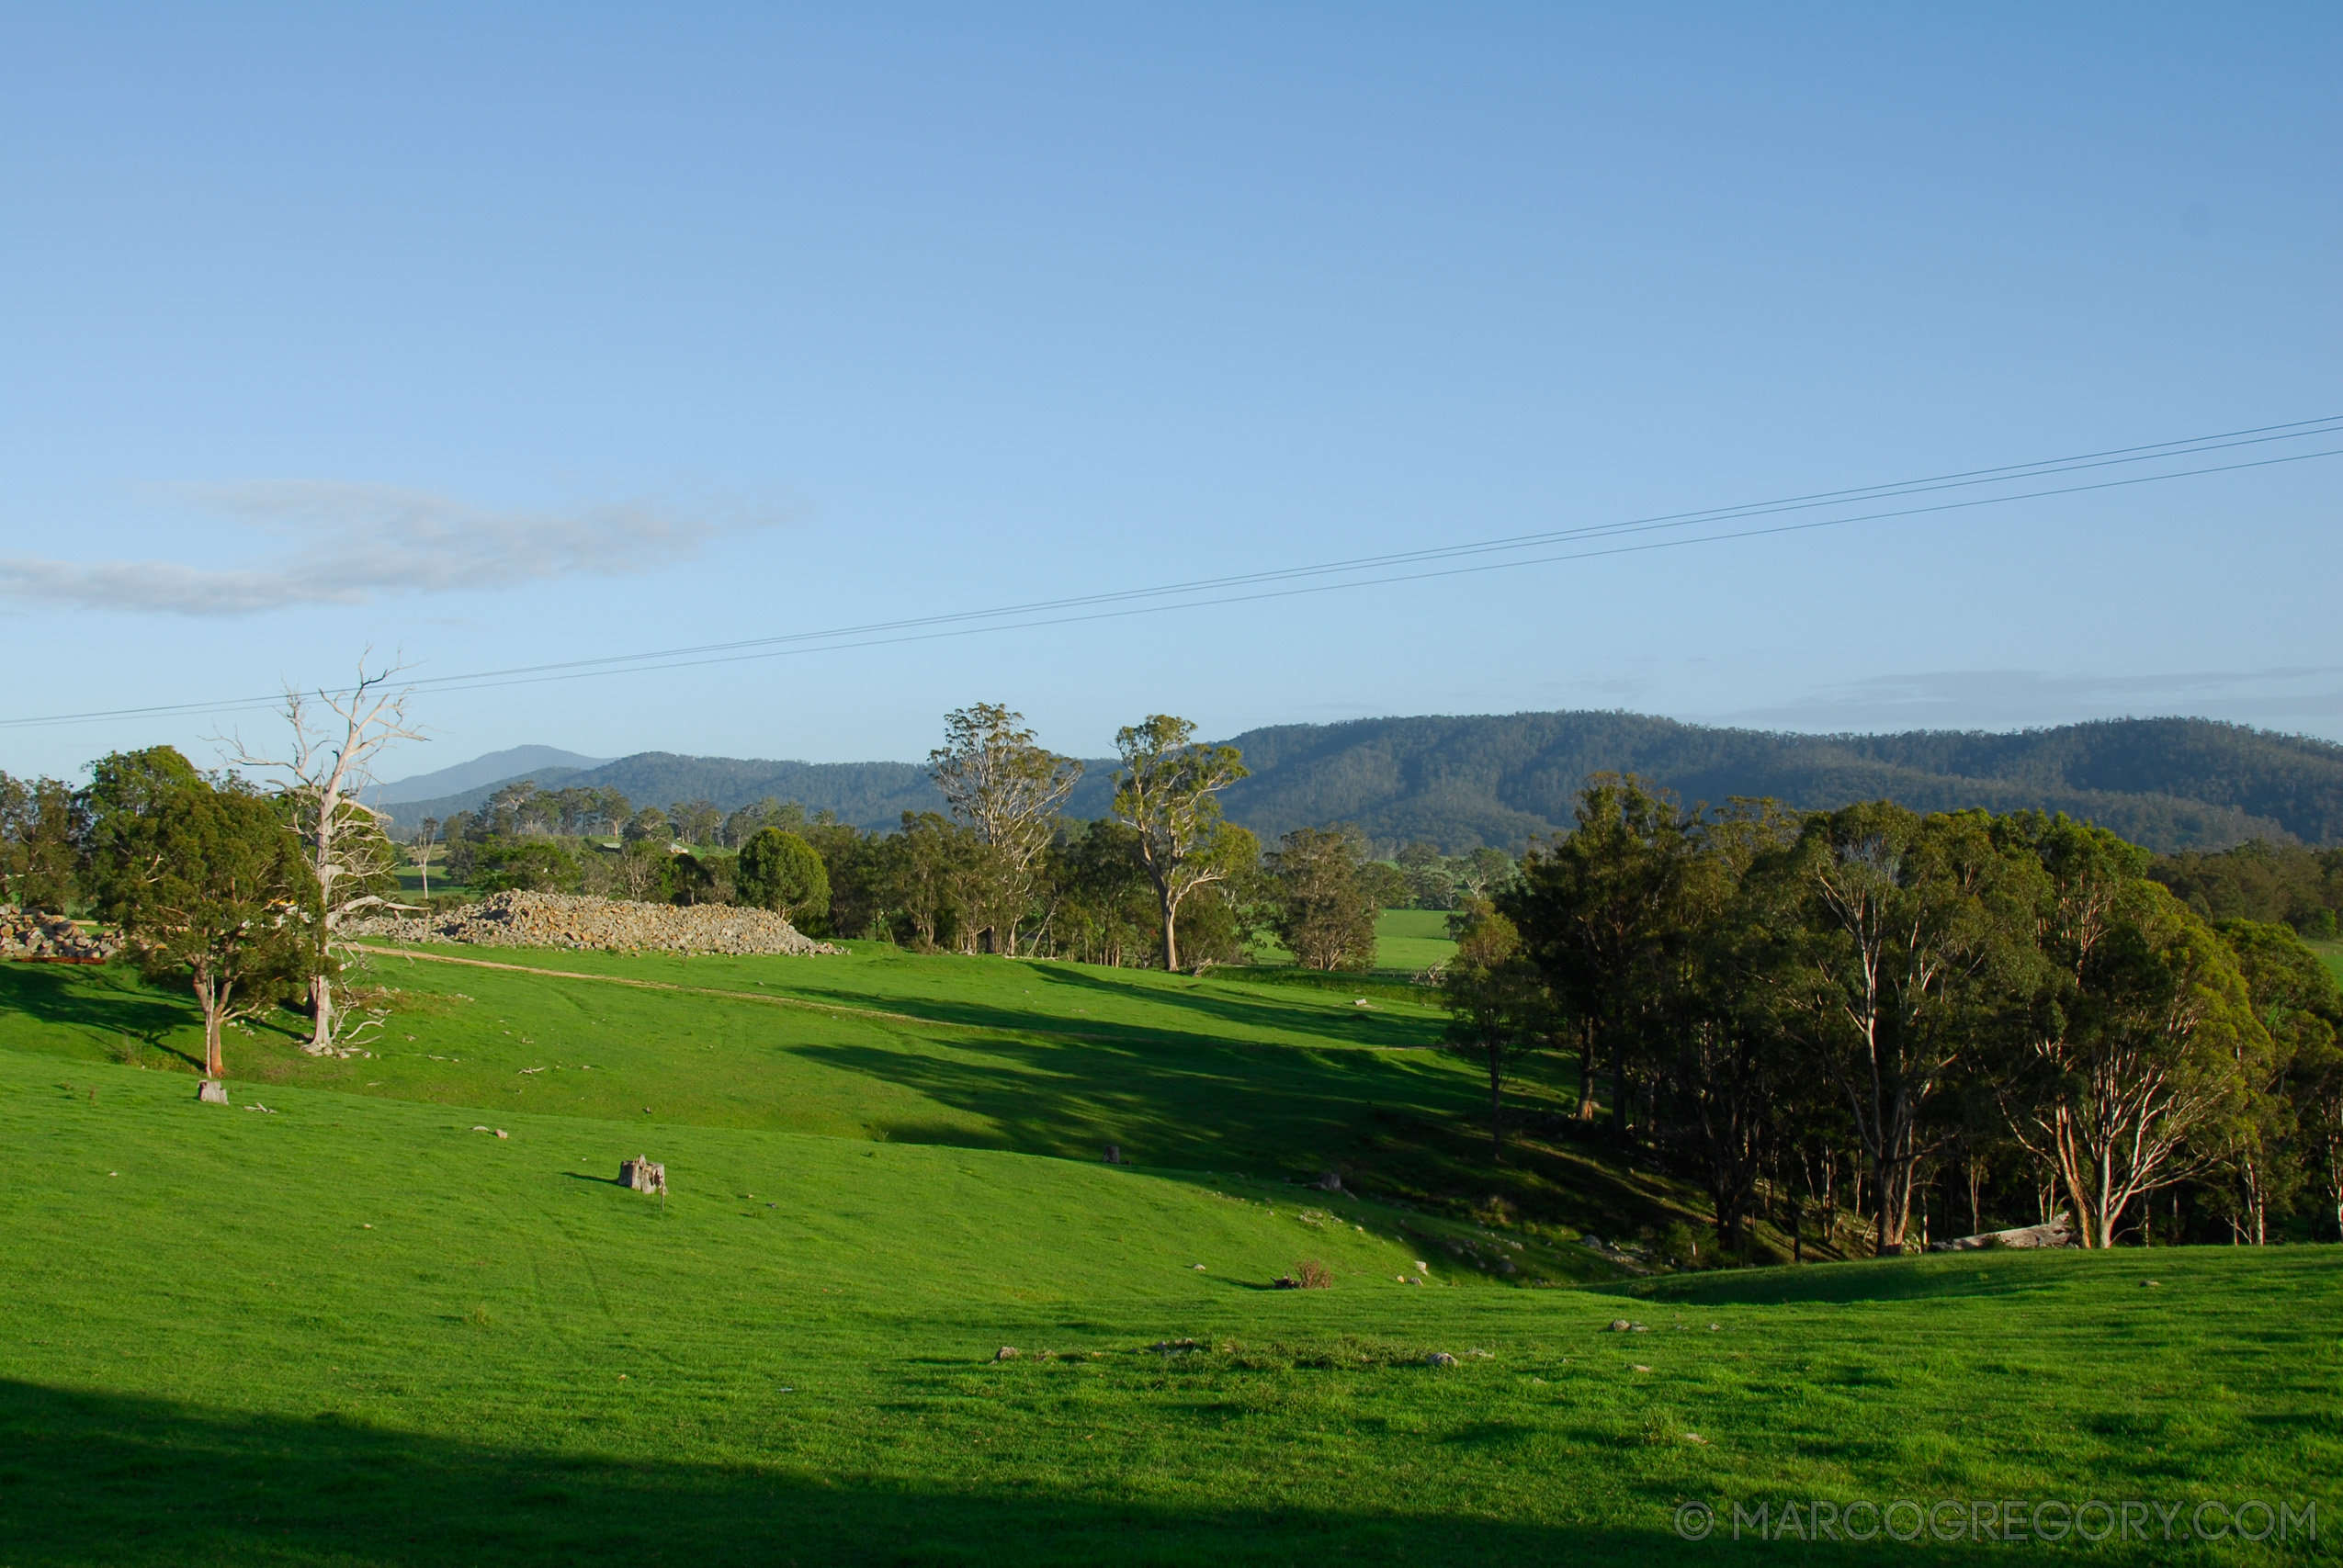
[1195,714,2343,853]
[375,751,945,834]
[369,715,2343,853]
[370,745,612,806]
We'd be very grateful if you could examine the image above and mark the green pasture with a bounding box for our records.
[1371,907,1460,972]
[0,1045,2333,1565]
[0,946,1682,1241]
[1244,906,1460,975]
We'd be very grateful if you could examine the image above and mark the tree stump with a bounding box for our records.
[1103,1145,1122,1165]
[621,1156,666,1195]
[197,1079,229,1105]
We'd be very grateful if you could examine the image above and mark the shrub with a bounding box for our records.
[470,839,581,895]
[1295,1259,1333,1290]
[737,828,831,924]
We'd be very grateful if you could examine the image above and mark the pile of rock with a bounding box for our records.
[348,890,842,957]
[0,908,120,964]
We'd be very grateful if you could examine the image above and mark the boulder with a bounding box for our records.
[621,1156,667,1195]
[1929,1214,2076,1251]
[196,1079,229,1106]
[1425,1352,1458,1367]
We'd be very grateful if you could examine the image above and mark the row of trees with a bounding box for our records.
[738,710,1492,972]
[411,706,1288,969]
[1439,777,2343,1255]
[2152,837,2343,939]
[13,697,1511,994]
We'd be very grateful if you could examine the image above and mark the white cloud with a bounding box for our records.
[0,480,788,615]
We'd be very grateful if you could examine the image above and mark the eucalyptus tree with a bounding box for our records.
[666,799,726,847]
[1660,800,1802,1249]
[929,703,1082,956]
[1774,803,2022,1256]
[2210,919,2337,1242]
[1110,715,1249,972]
[1446,846,1517,903]
[1442,900,1550,1161]
[1502,775,1701,1129]
[1267,825,1378,971]
[1044,818,1160,966]
[1990,813,2267,1249]
[0,772,82,912]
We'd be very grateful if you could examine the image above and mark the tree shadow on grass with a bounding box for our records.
[1596,1250,2124,1307]
[789,1034,1468,1179]
[787,1037,1681,1242]
[0,963,198,1044]
[750,960,1446,1053]
[0,1377,1790,1568]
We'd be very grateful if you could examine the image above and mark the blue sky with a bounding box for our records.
[2,4,2337,782]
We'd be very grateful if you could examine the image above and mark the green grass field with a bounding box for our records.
[1232,907,1456,976]
[1371,908,1459,973]
[1,943,2335,1564]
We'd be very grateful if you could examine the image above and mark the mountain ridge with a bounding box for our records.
[371,713,2343,853]
[370,744,612,805]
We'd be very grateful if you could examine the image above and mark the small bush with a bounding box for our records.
[1295,1259,1333,1290]
[1658,1221,1703,1269]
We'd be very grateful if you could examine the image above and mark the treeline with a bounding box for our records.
[1443,777,2343,1258]
[4,705,1515,986]
[410,706,1517,970]
[2151,838,2343,938]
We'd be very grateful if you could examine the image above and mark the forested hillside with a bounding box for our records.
[379,752,940,835]
[376,713,2343,852]
[1195,713,2343,852]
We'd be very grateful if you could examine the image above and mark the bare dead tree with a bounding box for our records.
[222,655,424,1055]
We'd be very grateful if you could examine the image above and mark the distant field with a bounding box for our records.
[2315,938,2342,987]
[1244,907,1459,974]
[1,1046,2330,1566]
[1374,908,1458,972]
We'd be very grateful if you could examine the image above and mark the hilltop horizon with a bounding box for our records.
[368,707,2343,854]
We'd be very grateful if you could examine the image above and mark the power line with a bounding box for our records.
[6,417,2337,731]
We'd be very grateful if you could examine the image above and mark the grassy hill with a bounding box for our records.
[376,714,2343,852]
[1,1020,2332,1565]
[0,943,1645,1246]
